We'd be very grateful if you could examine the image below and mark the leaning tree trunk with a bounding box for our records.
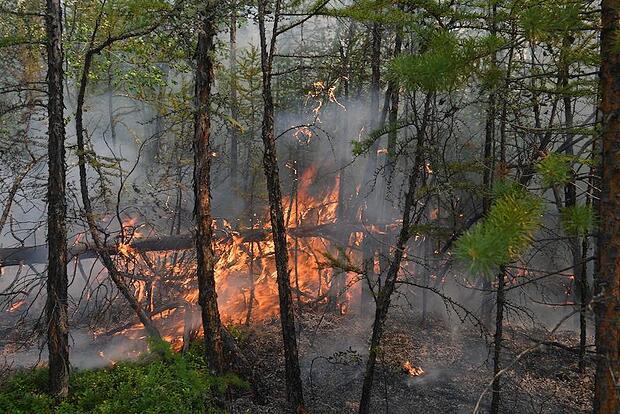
[193,0,226,374]
[45,0,70,397]
[75,28,162,341]
[595,1,620,412]
[257,1,305,410]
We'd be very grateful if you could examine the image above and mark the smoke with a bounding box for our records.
[0,6,593,377]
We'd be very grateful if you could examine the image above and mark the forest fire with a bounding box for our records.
[1,0,609,410]
[111,165,362,345]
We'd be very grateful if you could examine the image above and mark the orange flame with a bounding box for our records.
[403,361,425,377]
[111,166,362,346]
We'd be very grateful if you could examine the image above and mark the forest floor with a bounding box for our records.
[0,306,594,413]
[230,309,594,414]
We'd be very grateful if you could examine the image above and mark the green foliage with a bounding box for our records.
[146,336,175,360]
[0,369,54,414]
[455,182,544,276]
[0,342,246,414]
[561,205,596,236]
[536,153,572,187]
[226,324,249,345]
[391,30,504,92]
[519,1,586,41]
[326,0,415,25]
[351,119,409,156]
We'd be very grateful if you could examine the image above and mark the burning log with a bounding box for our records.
[0,222,391,267]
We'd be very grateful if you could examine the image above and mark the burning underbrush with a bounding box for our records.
[85,165,368,351]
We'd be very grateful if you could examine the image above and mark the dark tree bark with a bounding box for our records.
[193,0,226,374]
[358,94,431,414]
[257,1,305,410]
[106,51,117,145]
[595,1,620,412]
[45,0,70,397]
[490,267,506,414]
[229,1,239,191]
[480,2,498,329]
[360,22,383,315]
[385,32,402,185]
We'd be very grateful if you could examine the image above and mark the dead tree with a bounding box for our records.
[45,0,70,397]
[257,0,305,409]
[0,223,389,267]
[193,0,226,374]
[595,1,620,412]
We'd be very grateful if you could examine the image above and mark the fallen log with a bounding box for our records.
[0,222,391,267]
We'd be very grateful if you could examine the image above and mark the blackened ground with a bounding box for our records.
[229,310,594,414]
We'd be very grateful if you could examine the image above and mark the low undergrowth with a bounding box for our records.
[0,340,247,414]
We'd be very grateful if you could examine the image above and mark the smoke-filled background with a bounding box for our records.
[0,0,601,412]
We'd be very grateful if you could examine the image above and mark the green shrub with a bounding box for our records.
[0,342,246,414]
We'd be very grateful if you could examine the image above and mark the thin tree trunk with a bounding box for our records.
[360,22,383,315]
[229,2,239,190]
[45,0,69,397]
[481,1,498,329]
[490,267,506,414]
[358,94,431,414]
[559,33,589,346]
[595,1,620,412]
[193,0,226,374]
[106,51,117,145]
[385,32,402,185]
[257,1,305,410]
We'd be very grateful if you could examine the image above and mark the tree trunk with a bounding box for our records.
[559,34,590,362]
[360,22,383,316]
[0,222,390,267]
[481,1,498,329]
[193,0,226,374]
[106,51,117,145]
[45,0,70,397]
[257,1,305,410]
[385,32,402,185]
[490,267,506,414]
[358,94,430,414]
[595,1,620,412]
[229,2,239,191]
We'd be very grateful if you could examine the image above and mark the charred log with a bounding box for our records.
[0,223,391,267]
